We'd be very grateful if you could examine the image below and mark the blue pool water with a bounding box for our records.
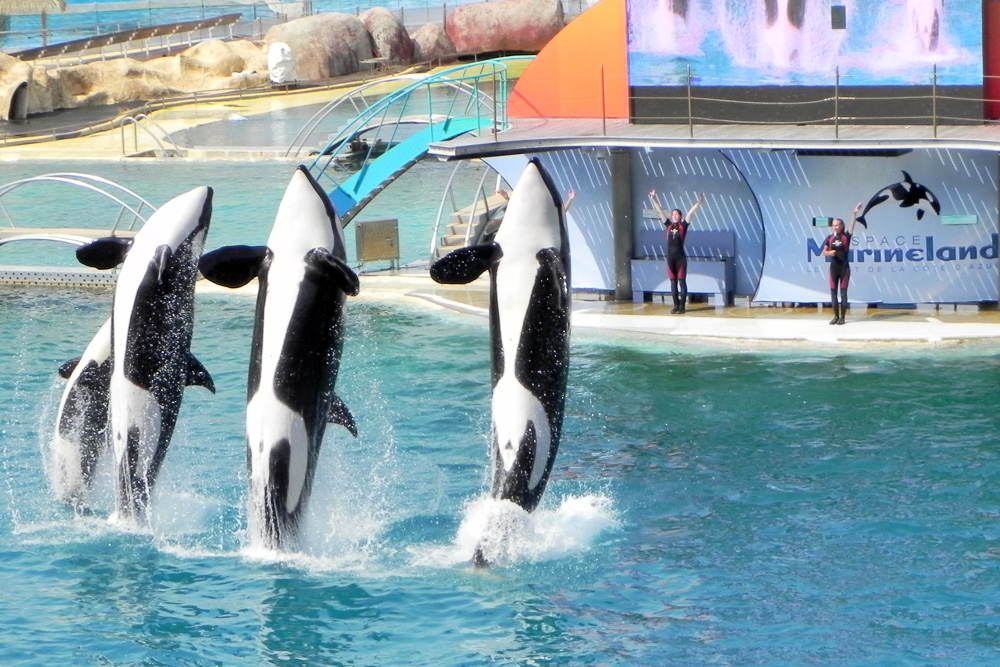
[0,158,492,271]
[2,159,1000,664]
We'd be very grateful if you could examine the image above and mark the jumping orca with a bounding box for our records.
[908,0,941,52]
[763,0,805,67]
[430,159,571,566]
[78,186,216,521]
[857,170,941,228]
[50,318,112,510]
[198,166,360,550]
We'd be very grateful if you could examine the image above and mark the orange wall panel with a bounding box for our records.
[508,0,628,119]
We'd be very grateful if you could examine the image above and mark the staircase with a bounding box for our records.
[434,193,508,260]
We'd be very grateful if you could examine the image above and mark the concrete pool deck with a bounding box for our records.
[344,272,1000,347]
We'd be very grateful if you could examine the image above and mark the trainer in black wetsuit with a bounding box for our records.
[649,189,705,314]
[822,203,862,325]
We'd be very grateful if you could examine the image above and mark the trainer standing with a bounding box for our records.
[822,203,862,325]
[649,190,705,314]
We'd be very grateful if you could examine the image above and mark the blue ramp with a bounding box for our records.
[329,117,492,219]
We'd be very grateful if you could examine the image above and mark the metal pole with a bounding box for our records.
[932,64,938,138]
[601,64,607,136]
[834,66,839,139]
[687,65,693,138]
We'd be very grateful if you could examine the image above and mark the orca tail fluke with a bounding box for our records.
[856,215,868,229]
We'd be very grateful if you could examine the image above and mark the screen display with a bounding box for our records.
[627,0,983,87]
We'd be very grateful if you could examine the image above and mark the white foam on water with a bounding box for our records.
[411,493,620,568]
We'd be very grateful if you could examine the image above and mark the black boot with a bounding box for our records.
[829,304,839,325]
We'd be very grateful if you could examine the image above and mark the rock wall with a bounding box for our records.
[411,23,456,63]
[263,13,374,81]
[361,7,414,64]
[0,2,564,121]
[446,0,564,54]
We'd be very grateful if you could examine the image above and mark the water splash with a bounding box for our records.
[715,0,854,75]
[411,493,620,568]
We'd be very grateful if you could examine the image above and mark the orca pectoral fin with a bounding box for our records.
[58,357,81,379]
[186,354,216,394]
[536,247,569,297]
[305,248,360,296]
[76,236,132,270]
[198,245,268,288]
[869,193,890,207]
[76,360,110,390]
[430,244,502,285]
[327,394,358,437]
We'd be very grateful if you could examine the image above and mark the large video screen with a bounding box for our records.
[627,0,983,88]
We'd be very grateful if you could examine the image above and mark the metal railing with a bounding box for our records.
[13,12,241,61]
[0,172,154,238]
[307,58,512,193]
[558,65,1000,140]
[119,113,184,157]
[0,0,591,53]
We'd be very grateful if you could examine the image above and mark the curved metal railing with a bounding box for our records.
[305,58,514,194]
[0,172,154,247]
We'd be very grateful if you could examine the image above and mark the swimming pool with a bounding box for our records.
[2,159,1000,664]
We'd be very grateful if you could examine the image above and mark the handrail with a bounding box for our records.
[428,161,465,261]
[307,59,511,191]
[623,65,995,138]
[0,172,155,234]
[462,167,492,248]
[13,13,241,62]
[427,160,504,263]
[118,113,183,157]
[283,73,429,157]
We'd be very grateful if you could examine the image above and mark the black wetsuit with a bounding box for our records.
[665,220,689,312]
[824,231,852,321]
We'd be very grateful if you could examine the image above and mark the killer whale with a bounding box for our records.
[857,170,941,228]
[50,318,112,510]
[199,166,360,550]
[908,0,941,52]
[763,0,805,68]
[430,158,571,566]
[78,186,216,521]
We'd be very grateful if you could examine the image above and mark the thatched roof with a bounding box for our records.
[0,0,65,15]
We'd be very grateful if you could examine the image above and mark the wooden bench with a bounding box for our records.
[631,228,736,307]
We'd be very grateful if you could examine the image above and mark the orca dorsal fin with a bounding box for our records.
[58,357,80,379]
[430,243,502,285]
[185,354,216,394]
[305,248,361,296]
[327,393,358,437]
[76,236,132,270]
[199,245,268,288]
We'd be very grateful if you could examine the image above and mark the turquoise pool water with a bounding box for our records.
[0,158,490,271]
[1,160,1000,664]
